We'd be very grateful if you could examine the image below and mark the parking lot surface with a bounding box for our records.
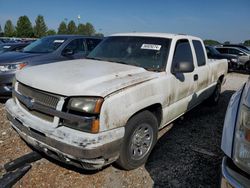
[0,73,249,188]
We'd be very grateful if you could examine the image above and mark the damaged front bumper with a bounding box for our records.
[221,156,250,188]
[5,99,124,170]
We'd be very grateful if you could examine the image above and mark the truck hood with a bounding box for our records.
[16,59,159,97]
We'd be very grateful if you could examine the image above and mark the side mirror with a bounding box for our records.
[238,52,244,56]
[62,49,74,56]
[174,61,194,73]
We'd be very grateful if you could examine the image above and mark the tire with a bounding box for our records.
[245,61,250,73]
[116,110,158,170]
[206,80,222,105]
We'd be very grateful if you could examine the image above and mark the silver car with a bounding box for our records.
[216,47,250,72]
[221,77,250,187]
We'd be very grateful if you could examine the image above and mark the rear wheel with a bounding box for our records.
[116,111,158,170]
[245,61,250,72]
[206,80,222,105]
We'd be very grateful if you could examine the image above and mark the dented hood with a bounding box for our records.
[16,59,159,97]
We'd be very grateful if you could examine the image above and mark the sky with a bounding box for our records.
[0,0,249,43]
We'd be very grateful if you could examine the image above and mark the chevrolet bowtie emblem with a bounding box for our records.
[26,98,35,109]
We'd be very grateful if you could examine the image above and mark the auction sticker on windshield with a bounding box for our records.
[53,40,65,43]
[141,44,161,50]
[3,46,11,49]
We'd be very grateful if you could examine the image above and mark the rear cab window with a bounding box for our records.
[192,40,206,66]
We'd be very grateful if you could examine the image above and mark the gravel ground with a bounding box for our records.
[0,73,249,188]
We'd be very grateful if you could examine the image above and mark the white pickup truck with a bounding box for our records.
[6,33,228,170]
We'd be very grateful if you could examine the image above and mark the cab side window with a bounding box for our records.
[192,40,206,66]
[86,39,101,52]
[216,48,228,54]
[172,39,194,73]
[64,39,85,53]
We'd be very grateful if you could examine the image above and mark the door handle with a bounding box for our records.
[194,74,198,81]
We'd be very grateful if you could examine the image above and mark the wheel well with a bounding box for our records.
[129,104,162,127]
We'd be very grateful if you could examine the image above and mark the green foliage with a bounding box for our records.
[77,23,86,35]
[85,22,95,36]
[34,15,48,38]
[58,21,67,34]
[47,29,56,36]
[95,33,104,37]
[203,39,220,46]
[244,40,250,46]
[67,20,77,34]
[16,16,33,37]
[0,24,3,37]
[4,20,15,37]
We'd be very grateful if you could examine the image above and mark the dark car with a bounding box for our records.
[0,35,102,98]
[0,43,30,54]
[221,77,250,187]
[206,46,239,70]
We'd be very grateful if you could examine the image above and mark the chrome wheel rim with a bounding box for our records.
[130,123,154,160]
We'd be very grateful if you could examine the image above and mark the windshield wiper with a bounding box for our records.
[86,57,103,61]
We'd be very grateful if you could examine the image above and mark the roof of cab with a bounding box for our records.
[110,32,201,40]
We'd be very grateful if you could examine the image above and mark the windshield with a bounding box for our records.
[88,36,171,71]
[23,37,67,53]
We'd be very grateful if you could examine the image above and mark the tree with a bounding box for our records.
[4,20,15,37]
[0,24,3,37]
[203,39,220,46]
[47,29,56,36]
[95,33,104,37]
[34,15,48,38]
[67,20,77,34]
[85,22,95,36]
[77,23,86,35]
[16,15,33,37]
[58,21,67,34]
[243,40,250,46]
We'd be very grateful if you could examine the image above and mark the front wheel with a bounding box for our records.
[116,111,158,170]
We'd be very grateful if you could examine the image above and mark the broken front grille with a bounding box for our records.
[16,83,61,122]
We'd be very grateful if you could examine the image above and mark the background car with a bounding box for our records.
[216,46,250,72]
[222,44,250,52]
[0,35,102,98]
[221,77,250,187]
[206,46,238,71]
[0,42,30,54]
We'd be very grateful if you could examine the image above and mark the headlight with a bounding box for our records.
[68,97,103,114]
[230,58,238,63]
[233,104,250,173]
[0,62,27,72]
[63,97,104,133]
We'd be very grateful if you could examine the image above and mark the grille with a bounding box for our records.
[18,83,59,109]
[17,83,60,122]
